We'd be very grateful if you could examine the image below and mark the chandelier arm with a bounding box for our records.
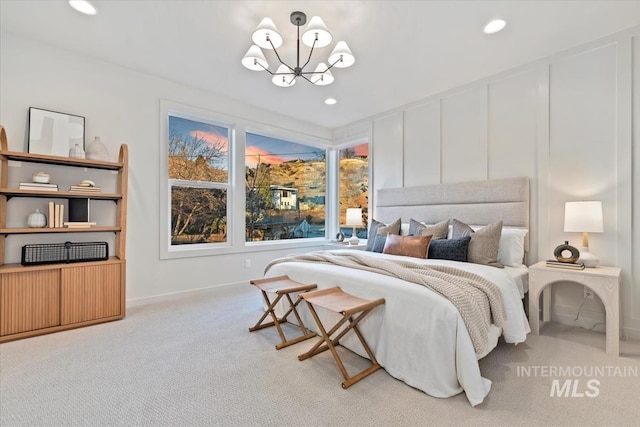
[300,37,317,71]
[299,74,316,84]
[268,36,296,73]
[255,60,276,75]
[323,56,343,72]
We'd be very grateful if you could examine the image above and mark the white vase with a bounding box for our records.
[27,209,47,228]
[69,143,85,159]
[85,137,110,161]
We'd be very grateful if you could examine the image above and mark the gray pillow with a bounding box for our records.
[371,234,387,253]
[427,236,471,262]
[366,218,401,251]
[451,219,503,267]
[409,218,449,240]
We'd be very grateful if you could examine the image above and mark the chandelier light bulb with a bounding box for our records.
[312,63,334,86]
[252,18,283,49]
[241,45,269,71]
[302,16,332,48]
[328,41,355,68]
[272,64,296,87]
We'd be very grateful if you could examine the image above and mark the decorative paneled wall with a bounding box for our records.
[335,26,640,339]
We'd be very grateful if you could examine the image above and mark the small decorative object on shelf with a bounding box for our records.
[68,143,85,159]
[85,136,110,161]
[31,171,50,183]
[69,179,100,192]
[27,208,47,228]
[553,240,580,263]
[336,231,345,242]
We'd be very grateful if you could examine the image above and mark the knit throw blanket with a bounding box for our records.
[266,251,506,358]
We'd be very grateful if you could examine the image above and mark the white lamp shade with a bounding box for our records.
[345,208,362,227]
[328,41,355,68]
[564,201,603,233]
[252,18,283,49]
[272,64,296,87]
[302,16,332,48]
[311,63,334,86]
[241,45,268,71]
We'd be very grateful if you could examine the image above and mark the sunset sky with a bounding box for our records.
[169,115,365,169]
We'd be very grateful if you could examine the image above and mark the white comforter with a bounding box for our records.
[265,249,530,406]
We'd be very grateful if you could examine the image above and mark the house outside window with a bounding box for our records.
[246,132,326,241]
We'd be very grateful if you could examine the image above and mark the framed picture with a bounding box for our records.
[28,107,85,156]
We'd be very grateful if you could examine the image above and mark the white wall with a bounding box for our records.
[0,33,332,301]
[335,26,640,339]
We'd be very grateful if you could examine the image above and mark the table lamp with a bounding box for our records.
[564,201,603,267]
[345,208,362,245]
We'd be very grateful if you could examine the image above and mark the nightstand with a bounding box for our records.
[528,261,621,355]
[327,242,367,250]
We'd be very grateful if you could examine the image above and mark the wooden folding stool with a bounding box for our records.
[249,275,317,350]
[298,287,385,389]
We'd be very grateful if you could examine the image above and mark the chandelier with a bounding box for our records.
[241,11,355,87]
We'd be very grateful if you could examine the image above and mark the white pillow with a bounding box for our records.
[497,228,528,267]
[400,223,410,236]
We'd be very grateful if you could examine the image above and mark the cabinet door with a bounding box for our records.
[61,264,121,325]
[1,270,61,336]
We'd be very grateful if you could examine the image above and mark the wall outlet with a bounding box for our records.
[583,286,595,299]
[245,259,251,268]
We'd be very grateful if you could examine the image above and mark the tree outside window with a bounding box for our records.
[168,115,229,246]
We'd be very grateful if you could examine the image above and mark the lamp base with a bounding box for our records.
[578,247,599,268]
[349,234,359,246]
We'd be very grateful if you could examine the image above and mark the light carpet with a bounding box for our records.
[1,284,638,427]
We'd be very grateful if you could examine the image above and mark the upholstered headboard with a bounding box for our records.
[375,177,530,251]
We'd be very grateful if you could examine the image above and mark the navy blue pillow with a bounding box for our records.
[427,236,471,262]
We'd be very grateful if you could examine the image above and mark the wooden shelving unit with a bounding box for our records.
[0,125,128,342]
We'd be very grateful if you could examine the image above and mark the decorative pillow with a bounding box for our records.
[409,218,449,240]
[498,228,528,267]
[382,233,432,259]
[371,234,387,253]
[366,218,401,251]
[451,219,503,267]
[427,236,471,262]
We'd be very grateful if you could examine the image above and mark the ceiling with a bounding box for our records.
[2,1,640,129]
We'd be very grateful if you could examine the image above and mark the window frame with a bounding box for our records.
[160,100,235,259]
[160,100,334,260]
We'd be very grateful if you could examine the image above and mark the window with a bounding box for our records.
[338,142,369,238]
[245,132,326,241]
[168,115,230,246]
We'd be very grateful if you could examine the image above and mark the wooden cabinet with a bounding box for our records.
[0,125,128,342]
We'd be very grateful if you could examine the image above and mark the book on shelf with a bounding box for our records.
[47,201,67,228]
[64,221,97,229]
[19,182,58,188]
[69,185,101,192]
[19,183,59,191]
[545,260,585,270]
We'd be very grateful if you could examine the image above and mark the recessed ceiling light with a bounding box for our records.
[69,0,98,16]
[484,19,506,34]
[325,98,337,105]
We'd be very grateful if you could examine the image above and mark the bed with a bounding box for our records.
[264,177,531,406]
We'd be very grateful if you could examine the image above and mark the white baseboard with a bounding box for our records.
[127,280,247,308]
[552,306,640,342]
